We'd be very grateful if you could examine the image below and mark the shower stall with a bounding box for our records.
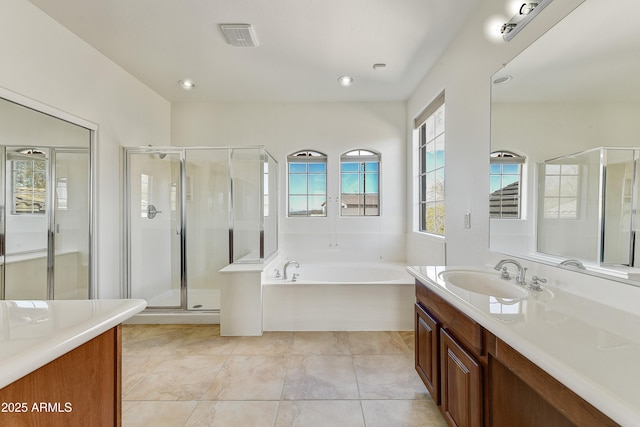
[538,147,640,267]
[124,146,277,312]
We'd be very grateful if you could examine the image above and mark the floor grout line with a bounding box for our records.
[121,326,446,427]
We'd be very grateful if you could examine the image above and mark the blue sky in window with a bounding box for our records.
[289,175,307,194]
[490,174,518,193]
[425,149,444,170]
[341,162,379,194]
[308,174,326,194]
[308,163,326,173]
[289,162,307,173]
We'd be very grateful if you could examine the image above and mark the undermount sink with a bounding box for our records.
[438,269,528,300]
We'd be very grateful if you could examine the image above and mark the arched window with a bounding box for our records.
[490,150,525,218]
[340,149,380,216]
[287,150,327,217]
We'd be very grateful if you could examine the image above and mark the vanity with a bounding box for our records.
[409,265,640,426]
[0,299,146,426]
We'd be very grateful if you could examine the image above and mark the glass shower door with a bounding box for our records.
[53,149,90,299]
[4,147,50,300]
[127,150,184,309]
[185,149,229,310]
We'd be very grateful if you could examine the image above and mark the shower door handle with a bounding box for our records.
[147,204,162,219]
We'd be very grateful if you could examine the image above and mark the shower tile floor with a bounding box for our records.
[121,325,448,427]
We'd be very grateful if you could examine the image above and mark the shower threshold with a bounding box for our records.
[125,309,220,325]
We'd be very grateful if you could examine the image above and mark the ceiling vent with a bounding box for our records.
[219,24,258,47]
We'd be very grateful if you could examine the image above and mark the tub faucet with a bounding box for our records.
[283,260,300,280]
[494,259,527,286]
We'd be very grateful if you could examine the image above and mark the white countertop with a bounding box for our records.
[0,299,146,389]
[407,265,640,427]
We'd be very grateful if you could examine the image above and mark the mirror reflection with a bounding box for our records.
[490,0,640,281]
[0,97,92,300]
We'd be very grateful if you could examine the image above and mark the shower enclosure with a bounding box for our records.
[124,146,277,312]
[0,96,93,301]
[538,147,640,266]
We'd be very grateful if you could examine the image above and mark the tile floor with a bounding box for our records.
[122,325,448,427]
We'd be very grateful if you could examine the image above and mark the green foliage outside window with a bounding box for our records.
[13,159,46,214]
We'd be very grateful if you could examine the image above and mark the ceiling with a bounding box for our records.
[29,0,480,103]
[492,0,640,104]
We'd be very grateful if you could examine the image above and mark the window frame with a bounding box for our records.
[340,149,380,217]
[541,162,580,220]
[10,149,48,215]
[287,150,328,217]
[490,150,525,219]
[415,94,445,236]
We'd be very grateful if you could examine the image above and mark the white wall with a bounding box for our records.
[0,0,171,298]
[0,0,605,298]
[406,0,585,266]
[172,102,407,264]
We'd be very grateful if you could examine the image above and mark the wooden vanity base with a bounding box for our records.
[0,325,122,427]
[414,279,619,427]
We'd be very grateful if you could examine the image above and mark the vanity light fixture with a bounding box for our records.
[501,0,552,41]
[178,79,196,90]
[500,23,517,35]
[520,3,539,15]
[338,75,354,87]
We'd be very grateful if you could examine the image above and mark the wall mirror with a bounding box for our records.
[490,0,640,283]
[0,94,94,300]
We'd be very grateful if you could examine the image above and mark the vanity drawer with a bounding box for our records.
[416,280,483,354]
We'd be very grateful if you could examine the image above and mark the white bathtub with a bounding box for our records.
[262,262,415,331]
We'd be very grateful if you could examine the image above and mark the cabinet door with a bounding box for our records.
[415,303,440,403]
[441,329,482,427]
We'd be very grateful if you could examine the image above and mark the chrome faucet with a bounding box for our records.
[559,259,586,270]
[529,276,547,291]
[283,260,300,280]
[494,259,527,286]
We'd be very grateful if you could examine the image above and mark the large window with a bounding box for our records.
[288,150,327,217]
[490,150,525,219]
[416,93,445,235]
[340,149,380,216]
[11,149,47,215]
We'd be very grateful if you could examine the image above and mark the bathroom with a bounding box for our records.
[1,0,639,425]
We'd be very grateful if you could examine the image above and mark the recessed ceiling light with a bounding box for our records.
[178,79,196,90]
[338,76,354,87]
[493,75,513,85]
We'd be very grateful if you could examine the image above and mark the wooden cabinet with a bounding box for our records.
[415,303,439,403]
[0,325,122,427]
[487,335,617,427]
[441,329,482,427]
[414,278,618,427]
[415,281,485,426]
